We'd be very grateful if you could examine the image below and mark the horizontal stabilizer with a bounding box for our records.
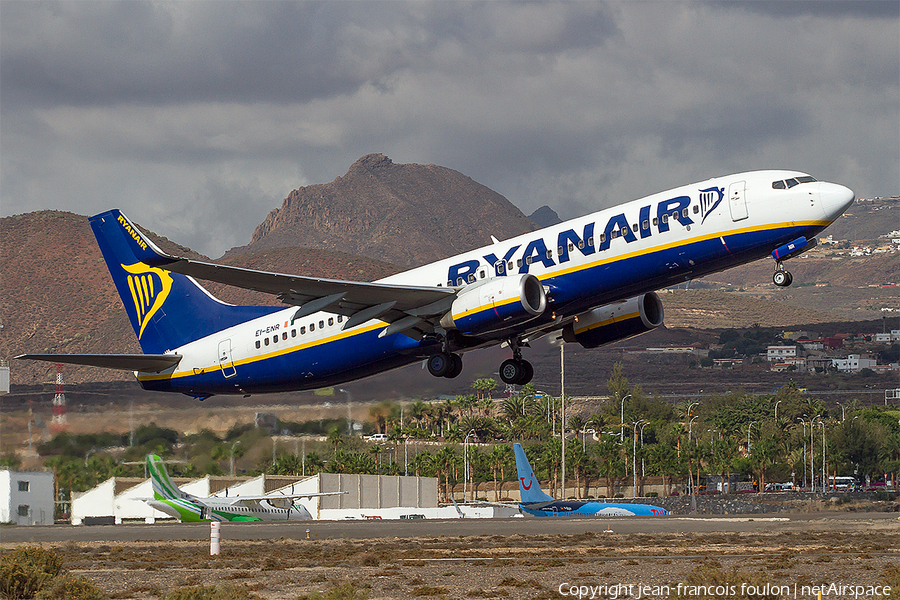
[15,353,182,372]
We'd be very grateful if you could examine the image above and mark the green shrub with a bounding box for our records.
[35,574,104,600]
[0,546,64,600]
[673,564,783,600]
[298,582,369,600]
[161,584,259,600]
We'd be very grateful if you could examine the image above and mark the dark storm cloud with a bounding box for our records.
[720,0,900,19]
[1,2,374,108]
[1,1,896,257]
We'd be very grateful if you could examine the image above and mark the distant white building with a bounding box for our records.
[1,469,55,525]
[71,472,450,523]
[767,345,798,362]
[831,354,878,373]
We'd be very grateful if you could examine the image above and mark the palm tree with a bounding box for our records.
[710,437,737,493]
[472,378,498,401]
[750,435,779,492]
[595,437,622,498]
[327,426,343,453]
[568,443,591,499]
[487,444,509,501]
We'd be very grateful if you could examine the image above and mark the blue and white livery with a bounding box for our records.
[18,171,854,397]
[513,443,667,517]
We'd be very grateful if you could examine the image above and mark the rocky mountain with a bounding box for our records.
[528,206,562,228]
[229,154,539,267]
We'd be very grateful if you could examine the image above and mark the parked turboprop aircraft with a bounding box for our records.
[144,454,343,522]
[18,171,853,398]
[513,443,667,516]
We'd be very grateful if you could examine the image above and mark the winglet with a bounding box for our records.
[96,209,179,268]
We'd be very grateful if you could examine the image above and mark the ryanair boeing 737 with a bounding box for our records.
[18,171,854,397]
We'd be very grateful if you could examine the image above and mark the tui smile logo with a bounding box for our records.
[521,472,534,490]
[122,262,173,339]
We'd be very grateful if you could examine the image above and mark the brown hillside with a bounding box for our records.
[0,212,399,386]
[233,154,539,267]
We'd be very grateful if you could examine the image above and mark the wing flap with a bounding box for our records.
[16,354,182,373]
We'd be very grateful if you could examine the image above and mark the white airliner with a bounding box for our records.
[18,171,853,398]
[145,454,343,522]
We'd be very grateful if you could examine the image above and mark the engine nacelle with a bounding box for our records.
[562,293,664,349]
[440,274,547,336]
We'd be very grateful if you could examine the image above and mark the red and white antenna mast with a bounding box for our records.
[50,363,67,432]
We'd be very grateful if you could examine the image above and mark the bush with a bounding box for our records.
[35,574,104,600]
[298,582,369,600]
[161,584,259,600]
[0,546,64,600]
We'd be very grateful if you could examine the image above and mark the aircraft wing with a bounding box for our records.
[15,353,182,372]
[217,491,348,502]
[118,208,456,338]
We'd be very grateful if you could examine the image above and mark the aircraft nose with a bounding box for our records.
[819,182,855,220]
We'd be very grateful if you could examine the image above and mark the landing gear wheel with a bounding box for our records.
[443,353,463,379]
[499,358,533,385]
[518,360,534,385]
[773,270,793,287]
[499,359,523,384]
[427,352,452,377]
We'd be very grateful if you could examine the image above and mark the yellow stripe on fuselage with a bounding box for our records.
[540,219,828,282]
[136,320,387,382]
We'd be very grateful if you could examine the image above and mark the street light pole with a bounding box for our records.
[620,394,632,443]
[818,418,826,493]
[464,430,476,502]
[560,343,565,501]
[632,419,646,498]
[747,421,757,453]
[797,417,807,489]
[774,400,782,422]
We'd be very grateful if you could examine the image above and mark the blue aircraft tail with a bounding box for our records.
[90,210,278,354]
[513,443,555,504]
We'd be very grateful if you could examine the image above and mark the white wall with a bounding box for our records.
[1,470,55,525]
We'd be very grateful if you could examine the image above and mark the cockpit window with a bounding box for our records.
[772,176,816,189]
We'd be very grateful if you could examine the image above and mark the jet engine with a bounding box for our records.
[440,274,547,336]
[562,293,663,349]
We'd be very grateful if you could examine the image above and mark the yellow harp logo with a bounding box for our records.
[122,263,173,340]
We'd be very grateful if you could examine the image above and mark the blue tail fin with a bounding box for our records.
[90,210,278,354]
[513,443,555,503]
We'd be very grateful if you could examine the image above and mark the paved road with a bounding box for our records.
[2,511,895,544]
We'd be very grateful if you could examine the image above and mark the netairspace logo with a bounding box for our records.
[556,582,893,599]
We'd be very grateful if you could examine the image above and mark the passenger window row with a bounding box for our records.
[254,315,344,349]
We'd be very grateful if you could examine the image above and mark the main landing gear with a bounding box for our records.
[427,352,463,379]
[499,358,533,385]
[773,261,793,287]
[498,340,534,385]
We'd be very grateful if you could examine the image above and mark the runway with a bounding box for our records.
[3,511,896,545]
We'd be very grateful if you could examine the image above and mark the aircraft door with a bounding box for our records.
[218,339,237,378]
[728,181,748,221]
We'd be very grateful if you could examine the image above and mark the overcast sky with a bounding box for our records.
[2,1,897,258]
